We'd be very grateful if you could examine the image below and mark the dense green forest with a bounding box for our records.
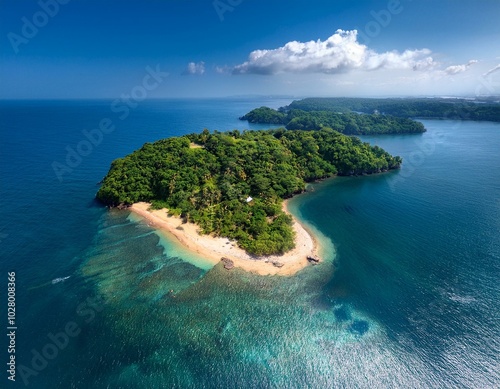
[97,129,402,255]
[240,106,287,124]
[241,107,425,134]
[286,97,500,122]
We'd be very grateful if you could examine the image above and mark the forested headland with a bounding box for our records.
[240,107,425,135]
[240,97,500,134]
[286,97,500,121]
[97,128,402,256]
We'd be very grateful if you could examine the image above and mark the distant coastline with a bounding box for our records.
[239,97,500,134]
[130,200,320,276]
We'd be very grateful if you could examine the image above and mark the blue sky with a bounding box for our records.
[1,0,500,98]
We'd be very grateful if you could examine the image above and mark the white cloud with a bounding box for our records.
[215,65,231,74]
[444,60,478,75]
[232,30,436,75]
[183,61,205,75]
[483,63,500,77]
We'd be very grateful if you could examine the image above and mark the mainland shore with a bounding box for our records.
[130,201,320,276]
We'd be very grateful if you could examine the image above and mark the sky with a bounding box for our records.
[1,0,500,99]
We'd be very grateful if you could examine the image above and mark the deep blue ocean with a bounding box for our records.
[0,99,499,388]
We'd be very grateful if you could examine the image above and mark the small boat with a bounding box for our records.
[51,276,71,284]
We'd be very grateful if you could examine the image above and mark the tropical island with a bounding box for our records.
[240,97,500,134]
[97,128,402,274]
[285,97,500,121]
[240,106,426,135]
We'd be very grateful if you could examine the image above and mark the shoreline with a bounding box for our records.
[129,201,320,276]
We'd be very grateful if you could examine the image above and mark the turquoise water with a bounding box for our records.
[0,101,499,388]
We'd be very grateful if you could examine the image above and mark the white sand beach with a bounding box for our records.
[130,201,320,276]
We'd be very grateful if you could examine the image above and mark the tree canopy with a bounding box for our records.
[286,97,500,122]
[239,106,286,124]
[97,128,402,256]
[240,107,426,135]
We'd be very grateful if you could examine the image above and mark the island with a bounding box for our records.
[240,107,427,135]
[96,128,402,274]
[285,97,500,122]
[240,97,500,134]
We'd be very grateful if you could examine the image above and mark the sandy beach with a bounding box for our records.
[130,201,319,276]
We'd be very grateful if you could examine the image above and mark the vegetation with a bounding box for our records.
[286,97,500,122]
[289,109,422,134]
[239,106,286,124]
[97,128,402,255]
[241,97,500,134]
[240,107,426,135]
